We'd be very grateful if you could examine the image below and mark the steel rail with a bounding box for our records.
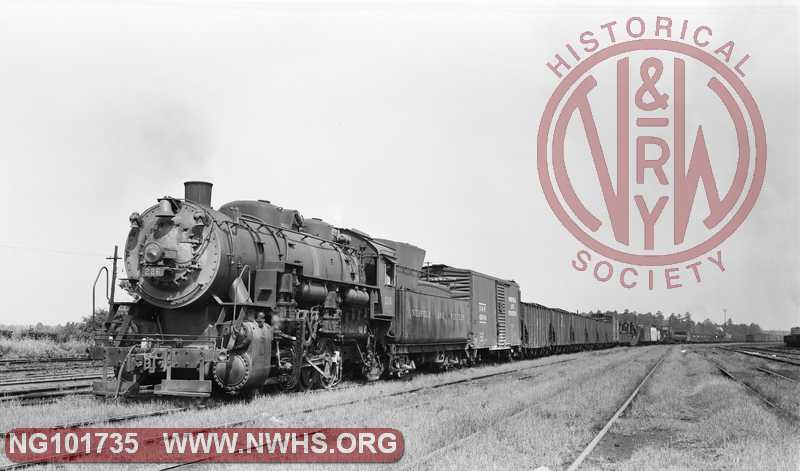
[755,367,798,383]
[719,346,800,367]
[564,348,670,471]
[0,374,103,387]
[704,355,799,423]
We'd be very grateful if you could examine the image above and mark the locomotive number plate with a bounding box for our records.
[143,266,166,278]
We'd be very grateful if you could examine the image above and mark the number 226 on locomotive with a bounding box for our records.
[93,181,471,398]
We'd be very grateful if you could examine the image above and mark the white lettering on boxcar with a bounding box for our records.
[411,309,430,318]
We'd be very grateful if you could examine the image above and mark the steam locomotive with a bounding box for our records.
[92,182,624,398]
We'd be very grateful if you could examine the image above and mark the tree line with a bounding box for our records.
[585,309,763,337]
[0,309,106,342]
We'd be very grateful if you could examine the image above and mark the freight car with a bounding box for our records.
[615,312,639,346]
[785,327,800,347]
[518,304,615,356]
[744,333,782,343]
[637,326,661,344]
[420,265,521,361]
[672,330,689,343]
[91,181,634,399]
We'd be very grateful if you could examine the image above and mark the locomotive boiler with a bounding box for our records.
[94,181,396,397]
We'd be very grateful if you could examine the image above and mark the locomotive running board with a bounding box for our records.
[154,379,212,398]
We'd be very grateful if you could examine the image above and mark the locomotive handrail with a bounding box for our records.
[239,213,355,251]
[231,265,252,333]
[93,332,218,340]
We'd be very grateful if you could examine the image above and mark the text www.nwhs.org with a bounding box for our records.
[5,428,404,463]
[162,430,400,455]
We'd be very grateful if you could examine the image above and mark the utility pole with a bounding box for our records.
[722,308,728,339]
[107,245,120,310]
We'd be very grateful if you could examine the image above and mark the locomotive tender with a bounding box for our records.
[93,182,621,398]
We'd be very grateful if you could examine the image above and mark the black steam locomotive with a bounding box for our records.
[92,182,622,398]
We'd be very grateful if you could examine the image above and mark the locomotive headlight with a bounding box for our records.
[143,242,163,263]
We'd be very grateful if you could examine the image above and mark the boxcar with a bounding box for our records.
[637,326,661,343]
[422,265,521,356]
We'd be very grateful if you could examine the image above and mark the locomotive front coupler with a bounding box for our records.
[92,339,218,398]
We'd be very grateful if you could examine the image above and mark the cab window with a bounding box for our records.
[384,258,395,286]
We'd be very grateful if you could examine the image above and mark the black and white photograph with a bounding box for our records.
[0,1,798,469]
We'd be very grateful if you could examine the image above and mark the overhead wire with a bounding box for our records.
[0,243,109,258]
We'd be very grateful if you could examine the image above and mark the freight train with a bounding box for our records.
[785,327,800,347]
[92,182,634,398]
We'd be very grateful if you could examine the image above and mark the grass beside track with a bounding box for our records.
[154,346,666,471]
[5,345,793,471]
[0,347,639,469]
[583,346,800,470]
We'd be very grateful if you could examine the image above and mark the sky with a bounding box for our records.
[0,0,797,329]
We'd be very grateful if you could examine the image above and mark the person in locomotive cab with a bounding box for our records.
[385,261,394,286]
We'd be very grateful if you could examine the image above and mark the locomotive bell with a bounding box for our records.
[155,198,175,218]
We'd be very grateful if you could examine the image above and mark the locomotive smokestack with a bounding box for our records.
[184,181,213,207]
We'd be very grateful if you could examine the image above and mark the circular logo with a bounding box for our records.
[538,39,766,266]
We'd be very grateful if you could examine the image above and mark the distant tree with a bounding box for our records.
[668,313,679,329]
[747,323,762,335]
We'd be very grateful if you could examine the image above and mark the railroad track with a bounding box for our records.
[0,359,101,377]
[393,348,669,471]
[703,353,799,423]
[0,367,103,382]
[160,356,587,471]
[0,356,93,365]
[0,355,585,470]
[755,367,798,382]
[718,346,800,367]
[0,373,103,388]
[0,406,200,442]
[563,347,670,471]
[743,346,800,360]
[0,376,99,404]
[0,363,100,375]
[0,380,365,442]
